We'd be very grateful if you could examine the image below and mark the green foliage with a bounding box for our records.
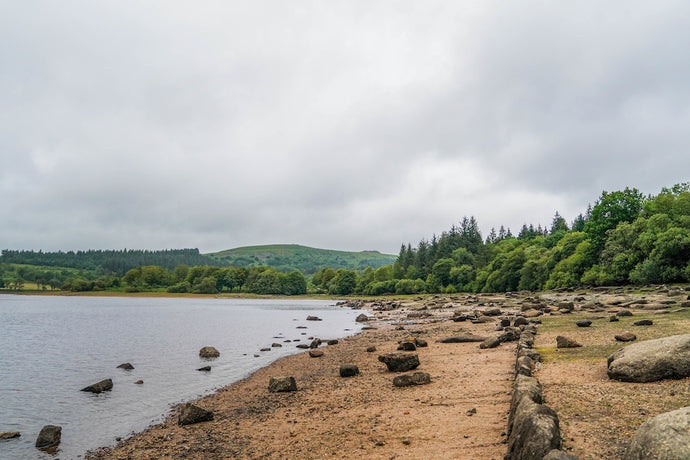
[585,187,645,255]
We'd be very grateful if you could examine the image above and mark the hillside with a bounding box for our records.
[206,244,397,274]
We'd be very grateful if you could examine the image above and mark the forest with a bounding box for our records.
[1,183,688,296]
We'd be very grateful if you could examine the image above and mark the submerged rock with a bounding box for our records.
[0,431,20,440]
[197,366,211,371]
[116,363,134,370]
[81,378,113,394]
[35,425,61,450]
[199,346,220,358]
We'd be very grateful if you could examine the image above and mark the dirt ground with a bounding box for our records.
[86,287,690,460]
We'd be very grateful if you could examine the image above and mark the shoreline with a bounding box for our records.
[85,299,515,459]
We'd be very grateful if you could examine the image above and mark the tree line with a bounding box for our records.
[1,183,688,296]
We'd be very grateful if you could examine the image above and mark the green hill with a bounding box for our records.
[206,244,397,274]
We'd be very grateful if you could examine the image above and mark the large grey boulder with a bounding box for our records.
[81,378,113,393]
[178,403,214,426]
[624,406,690,459]
[35,425,61,450]
[506,396,561,459]
[607,334,690,382]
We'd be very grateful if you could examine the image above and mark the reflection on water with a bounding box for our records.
[0,295,360,459]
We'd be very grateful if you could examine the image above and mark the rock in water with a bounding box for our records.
[624,406,690,459]
[0,431,20,440]
[178,403,214,426]
[268,376,298,393]
[378,353,420,372]
[35,425,61,450]
[306,315,322,321]
[197,366,211,371]
[81,378,113,393]
[355,313,369,322]
[556,336,582,348]
[199,346,220,358]
[339,365,360,377]
[607,334,690,382]
[116,362,134,370]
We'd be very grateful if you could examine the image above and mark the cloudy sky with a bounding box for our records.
[2,1,689,255]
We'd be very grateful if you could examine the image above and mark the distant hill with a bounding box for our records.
[206,244,397,274]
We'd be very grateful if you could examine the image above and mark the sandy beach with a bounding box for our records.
[86,300,515,460]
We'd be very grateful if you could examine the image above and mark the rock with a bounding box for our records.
[271,343,283,348]
[500,318,511,328]
[397,341,417,351]
[556,336,582,348]
[178,403,214,426]
[306,315,322,321]
[117,363,134,370]
[507,395,561,459]
[268,376,298,392]
[295,344,309,349]
[415,338,428,347]
[81,378,113,393]
[134,380,144,384]
[309,339,322,349]
[498,327,521,343]
[308,349,324,358]
[633,319,654,326]
[393,372,431,387]
[615,332,637,342]
[366,346,377,352]
[378,353,420,372]
[197,366,212,371]
[624,406,690,459]
[480,337,501,349]
[199,346,220,358]
[576,319,592,327]
[523,309,543,318]
[483,308,502,316]
[438,333,487,343]
[608,334,690,382]
[516,355,535,376]
[513,317,529,327]
[610,315,620,322]
[260,348,271,352]
[327,339,339,345]
[556,301,574,312]
[35,425,61,450]
[355,313,370,322]
[616,309,633,317]
[543,449,579,460]
[339,364,360,377]
[0,431,20,440]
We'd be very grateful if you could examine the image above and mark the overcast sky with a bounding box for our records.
[2,1,689,255]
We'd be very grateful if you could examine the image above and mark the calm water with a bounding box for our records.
[0,295,362,459]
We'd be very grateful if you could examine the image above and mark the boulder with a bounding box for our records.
[117,363,134,370]
[616,309,633,317]
[268,376,298,392]
[483,308,502,316]
[355,313,370,322]
[327,339,339,345]
[543,450,579,460]
[610,315,620,322]
[480,337,501,349]
[397,341,417,351]
[414,338,428,347]
[199,346,220,358]
[556,336,582,349]
[35,425,61,450]
[197,366,211,371]
[633,319,653,326]
[271,343,283,348]
[339,365,360,377]
[295,344,309,349]
[438,333,487,343]
[0,431,20,440]
[308,349,324,358]
[309,339,322,349]
[498,327,521,343]
[624,406,690,459]
[392,372,431,387]
[576,319,592,327]
[178,403,213,426]
[607,334,690,382]
[378,353,420,372]
[615,332,637,342]
[513,317,530,327]
[506,396,561,459]
[81,378,113,393]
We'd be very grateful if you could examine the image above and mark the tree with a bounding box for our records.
[585,187,645,255]
[550,212,569,234]
[329,269,357,295]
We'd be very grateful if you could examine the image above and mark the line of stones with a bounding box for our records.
[504,322,577,460]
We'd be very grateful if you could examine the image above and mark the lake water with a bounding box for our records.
[0,295,362,459]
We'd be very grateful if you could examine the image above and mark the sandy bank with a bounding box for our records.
[86,305,514,459]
